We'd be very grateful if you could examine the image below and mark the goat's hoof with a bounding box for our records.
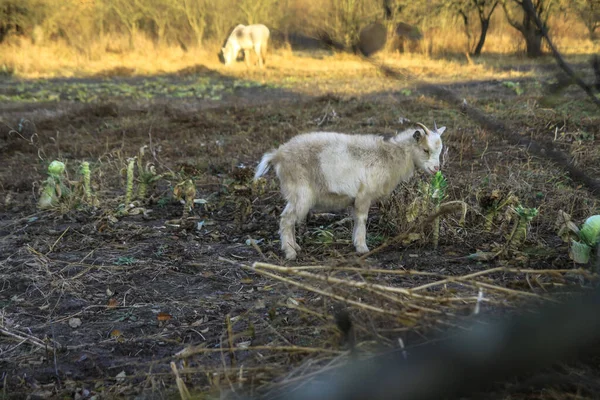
[293,243,302,251]
[356,245,370,254]
[284,249,298,260]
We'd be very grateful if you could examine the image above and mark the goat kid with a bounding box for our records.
[254,123,446,260]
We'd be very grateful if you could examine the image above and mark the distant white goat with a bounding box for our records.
[254,122,447,260]
[220,24,270,68]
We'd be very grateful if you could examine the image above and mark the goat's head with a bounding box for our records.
[411,122,446,174]
[219,46,232,65]
[218,49,226,64]
[220,41,237,65]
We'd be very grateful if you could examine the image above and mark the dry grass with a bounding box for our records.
[2,21,599,83]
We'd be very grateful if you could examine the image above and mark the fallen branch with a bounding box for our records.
[411,266,590,292]
[252,262,438,302]
[0,326,50,350]
[243,265,406,318]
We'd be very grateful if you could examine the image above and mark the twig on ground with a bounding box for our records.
[411,267,589,292]
[244,265,405,317]
[0,326,51,350]
[252,262,438,301]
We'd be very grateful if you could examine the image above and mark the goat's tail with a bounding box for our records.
[254,151,275,181]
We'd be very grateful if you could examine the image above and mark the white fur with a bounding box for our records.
[254,124,446,260]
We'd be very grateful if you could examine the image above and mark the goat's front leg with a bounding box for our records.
[243,49,251,68]
[352,196,371,254]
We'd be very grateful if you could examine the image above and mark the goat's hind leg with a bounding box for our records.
[279,195,311,260]
[254,43,263,68]
[279,203,301,260]
[352,196,371,254]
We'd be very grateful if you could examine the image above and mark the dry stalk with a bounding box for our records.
[252,262,438,301]
[243,265,405,317]
[47,226,70,254]
[277,302,332,321]
[281,265,442,277]
[175,345,344,359]
[412,267,592,292]
[170,361,192,400]
[456,280,557,302]
[351,283,447,318]
[57,248,96,275]
[248,236,267,260]
[226,315,236,368]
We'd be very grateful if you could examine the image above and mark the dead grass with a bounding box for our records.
[2,24,599,85]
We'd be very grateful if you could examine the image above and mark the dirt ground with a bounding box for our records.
[1,53,600,399]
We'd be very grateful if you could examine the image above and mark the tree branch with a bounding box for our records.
[502,0,524,31]
[486,1,500,19]
[522,0,600,110]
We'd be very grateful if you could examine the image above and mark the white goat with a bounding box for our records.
[254,122,446,260]
[220,24,270,68]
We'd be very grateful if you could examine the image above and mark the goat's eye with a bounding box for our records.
[423,149,430,155]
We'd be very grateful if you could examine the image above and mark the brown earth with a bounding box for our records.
[1,57,600,399]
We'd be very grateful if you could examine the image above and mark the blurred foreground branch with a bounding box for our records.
[522,0,600,110]
[318,23,600,196]
[248,284,600,400]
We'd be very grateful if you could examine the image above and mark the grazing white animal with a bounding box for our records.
[254,122,447,260]
[220,24,270,68]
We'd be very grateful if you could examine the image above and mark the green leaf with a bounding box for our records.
[48,160,65,177]
[468,250,498,261]
[578,215,600,247]
[570,240,591,264]
[515,205,538,221]
[429,171,447,204]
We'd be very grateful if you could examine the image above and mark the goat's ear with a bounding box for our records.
[436,126,446,135]
[412,130,422,141]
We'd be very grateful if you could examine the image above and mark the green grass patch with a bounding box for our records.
[0,75,279,103]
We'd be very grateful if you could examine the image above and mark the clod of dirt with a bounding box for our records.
[68,318,82,329]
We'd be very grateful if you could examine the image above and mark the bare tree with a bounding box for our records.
[105,0,144,49]
[238,0,280,26]
[470,0,500,55]
[0,0,37,43]
[573,0,600,40]
[446,0,499,55]
[134,0,177,47]
[502,0,557,57]
[177,0,209,48]
[307,0,381,50]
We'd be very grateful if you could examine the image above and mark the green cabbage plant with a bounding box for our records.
[405,171,466,249]
[506,205,538,250]
[570,215,600,264]
[38,160,70,209]
[430,171,448,249]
